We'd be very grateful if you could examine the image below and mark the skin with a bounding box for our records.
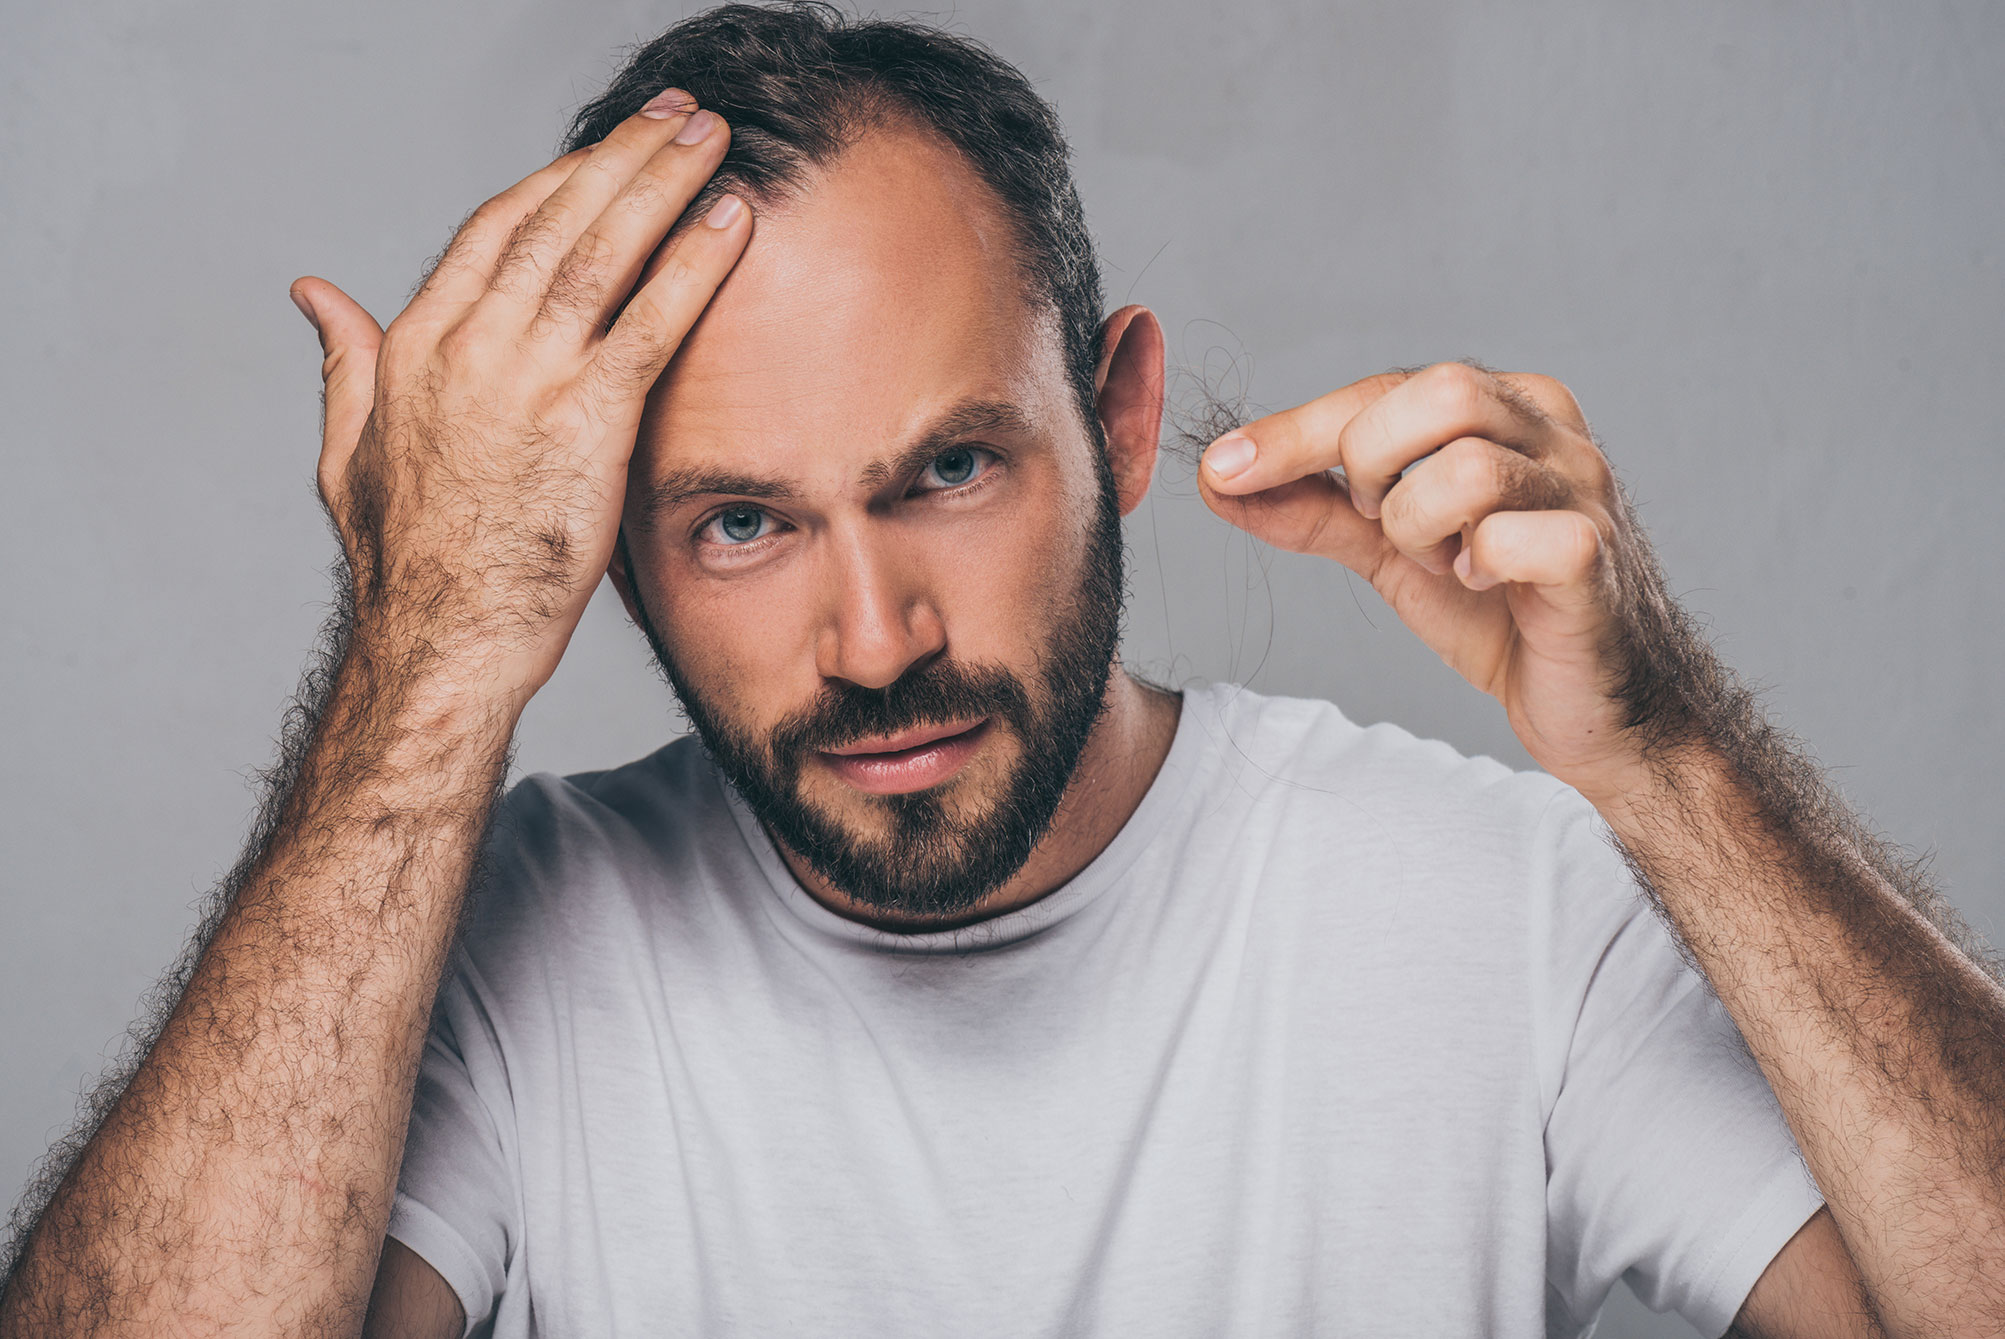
[1200,367,2005,1336]
[0,89,755,1337]
[607,127,1177,932]
[2,93,1997,1339]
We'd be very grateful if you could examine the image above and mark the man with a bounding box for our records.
[2,3,2001,1336]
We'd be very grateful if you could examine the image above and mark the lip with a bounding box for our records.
[816,718,991,795]
[825,719,986,756]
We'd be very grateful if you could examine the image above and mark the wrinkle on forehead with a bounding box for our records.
[635,123,1068,476]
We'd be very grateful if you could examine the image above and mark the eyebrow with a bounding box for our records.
[635,397,1039,527]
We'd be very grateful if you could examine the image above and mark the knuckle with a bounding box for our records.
[376,322,420,366]
[591,334,666,395]
[1334,414,1390,482]
[1381,469,1441,538]
[1518,373,1587,429]
[1379,508,1426,554]
[429,335,499,389]
[577,147,625,182]
[1421,360,1489,415]
[611,287,664,339]
[594,121,654,158]
[455,201,509,250]
[486,255,541,302]
[1438,438,1498,498]
[496,210,565,271]
[467,194,515,232]
[653,247,701,290]
[565,229,621,280]
[434,204,504,268]
[536,284,589,330]
[539,257,612,324]
[1376,483,1415,535]
[617,176,669,221]
[434,318,482,362]
[315,461,341,507]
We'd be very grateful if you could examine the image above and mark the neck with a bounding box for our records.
[774,666,1182,933]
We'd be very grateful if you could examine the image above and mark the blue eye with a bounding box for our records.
[704,506,771,545]
[918,446,992,491]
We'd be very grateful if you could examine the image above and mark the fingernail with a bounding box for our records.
[290,289,318,331]
[675,109,722,144]
[1205,433,1256,481]
[705,193,745,229]
[640,88,695,119]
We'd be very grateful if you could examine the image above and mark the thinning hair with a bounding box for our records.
[563,0,1108,439]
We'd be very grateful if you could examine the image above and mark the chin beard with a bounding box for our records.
[621,470,1126,919]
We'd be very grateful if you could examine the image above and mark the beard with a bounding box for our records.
[622,460,1127,921]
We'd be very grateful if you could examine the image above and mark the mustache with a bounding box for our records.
[766,657,1035,762]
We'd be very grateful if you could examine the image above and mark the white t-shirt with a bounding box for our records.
[389,683,1823,1339]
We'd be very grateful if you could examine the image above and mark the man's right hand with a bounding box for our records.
[291,88,749,711]
[0,91,746,1339]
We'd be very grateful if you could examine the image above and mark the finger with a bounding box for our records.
[1497,371,1590,435]
[1201,370,1408,497]
[289,276,385,500]
[583,192,753,404]
[1378,436,1573,575]
[529,106,736,344]
[1453,508,1606,606]
[405,147,592,320]
[1197,462,1392,577]
[480,89,718,319]
[1336,362,1572,521]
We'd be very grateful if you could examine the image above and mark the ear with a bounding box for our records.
[605,530,647,628]
[1092,304,1166,517]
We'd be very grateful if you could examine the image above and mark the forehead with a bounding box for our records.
[637,125,1072,472]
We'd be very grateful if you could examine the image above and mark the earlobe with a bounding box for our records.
[1093,304,1167,517]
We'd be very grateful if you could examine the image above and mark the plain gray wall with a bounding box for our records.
[4,2,2000,1334]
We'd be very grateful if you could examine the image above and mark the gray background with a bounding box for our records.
[4,2,2000,1334]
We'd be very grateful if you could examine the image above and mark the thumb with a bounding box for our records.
[1197,465,1392,578]
[289,276,384,494]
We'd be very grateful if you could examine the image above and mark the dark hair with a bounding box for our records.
[563,1,1107,438]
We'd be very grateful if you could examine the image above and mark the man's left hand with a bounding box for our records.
[1198,361,1671,805]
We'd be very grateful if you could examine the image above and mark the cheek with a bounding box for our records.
[920,484,1092,660]
[646,557,825,726]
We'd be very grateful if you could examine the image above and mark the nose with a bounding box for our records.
[814,528,947,690]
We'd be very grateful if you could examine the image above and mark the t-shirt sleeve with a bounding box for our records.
[1531,790,1825,1339]
[387,951,521,1338]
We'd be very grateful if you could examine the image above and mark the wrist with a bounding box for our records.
[317,625,529,775]
[341,611,547,725]
[1571,738,1746,852]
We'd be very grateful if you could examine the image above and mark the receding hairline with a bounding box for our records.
[660,106,1045,299]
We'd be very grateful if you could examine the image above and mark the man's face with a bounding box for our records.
[616,127,1127,920]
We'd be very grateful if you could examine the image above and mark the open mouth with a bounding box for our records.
[817,718,992,795]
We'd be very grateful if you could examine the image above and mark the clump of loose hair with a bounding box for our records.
[563,1,1107,441]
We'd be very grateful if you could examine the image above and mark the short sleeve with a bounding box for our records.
[1531,792,1825,1339]
[387,951,521,1337]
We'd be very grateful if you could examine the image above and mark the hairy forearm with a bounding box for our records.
[1600,742,2005,1337]
[0,628,518,1337]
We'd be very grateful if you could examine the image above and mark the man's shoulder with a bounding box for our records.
[500,731,717,839]
[1203,682,1578,836]
[1205,684,1635,940]
[462,733,734,934]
